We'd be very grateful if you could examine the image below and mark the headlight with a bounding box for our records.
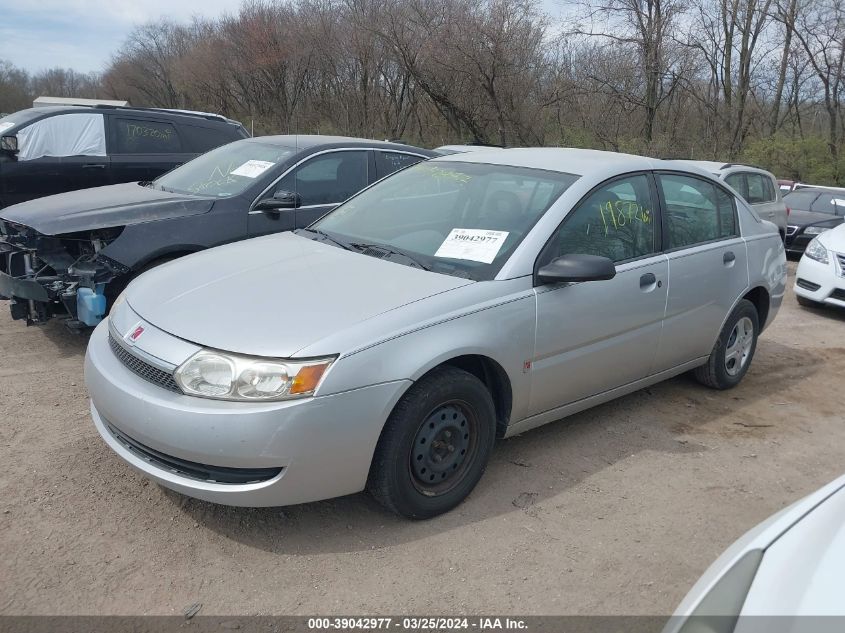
[804,225,829,235]
[174,350,335,401]
[804,236,829,264]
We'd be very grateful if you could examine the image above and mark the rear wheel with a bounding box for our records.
[367,366,496,519]
[694,299,759,390]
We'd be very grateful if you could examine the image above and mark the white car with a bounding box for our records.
[794,223,845,308]
[666,472,845,631]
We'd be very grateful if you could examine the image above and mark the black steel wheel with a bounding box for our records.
[367,366,496,519]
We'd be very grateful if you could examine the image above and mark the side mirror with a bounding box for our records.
[255,190,301,211]
[0,135,18,155]
[536,254,616,285]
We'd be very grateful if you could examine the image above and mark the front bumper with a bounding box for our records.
[794,252,845,308]
[85,320,409,507]
[784,231,813,255]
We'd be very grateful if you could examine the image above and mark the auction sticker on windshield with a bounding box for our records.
[435,228,509,264]
[230,160,275,178]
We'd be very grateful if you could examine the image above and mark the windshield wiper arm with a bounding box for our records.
[298,228,352,250]
[348,242,432,271]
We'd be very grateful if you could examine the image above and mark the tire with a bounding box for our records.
[796,295,818,308]
[693,299,759,390]
[367,366,496,519]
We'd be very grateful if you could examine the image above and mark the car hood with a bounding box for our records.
[126,232,473,357]
[818,224,845,250]
[788,208,842,229]
[0,182,214,235]
[738,482,845,616]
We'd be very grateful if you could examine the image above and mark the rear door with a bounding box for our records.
[107,116,194,184]
[654,172,749,371]
[373,150,428,181]
[529,173,668,415]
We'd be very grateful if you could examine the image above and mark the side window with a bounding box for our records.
[551,174,657,263]
[375,151,425,178]
[180,125,231,153]
[113,118,181,154]
[763,176,777,202]
[275,151,368,206]
[659,174,735,248]
[744,173,768,204]
[16,113,106,161]
[724,173,747,198]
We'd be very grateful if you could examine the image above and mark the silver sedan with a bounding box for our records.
[85,149,787,518]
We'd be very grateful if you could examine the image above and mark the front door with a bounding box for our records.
[248,149,371,237]
[529,173,668,416]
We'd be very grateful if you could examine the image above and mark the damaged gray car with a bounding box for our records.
[0,135,434,328]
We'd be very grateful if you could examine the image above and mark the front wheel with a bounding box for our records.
[367,366,496,519]
[693,299,759,390]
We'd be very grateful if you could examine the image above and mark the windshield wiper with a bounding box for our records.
[348,242,432,271]
[298,228,352,250]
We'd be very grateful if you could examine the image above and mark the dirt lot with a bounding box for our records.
[1,261,844,616]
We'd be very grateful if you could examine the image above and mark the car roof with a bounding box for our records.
[675,159,773,176]
[6,105,244,128]
[244,134,435,154]
[432,147,717,179]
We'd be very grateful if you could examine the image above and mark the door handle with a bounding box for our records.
[639,272,656,288]
[723,251,736,264]
[82,164,106,169]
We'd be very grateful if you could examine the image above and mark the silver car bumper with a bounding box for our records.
[85,320,409,507]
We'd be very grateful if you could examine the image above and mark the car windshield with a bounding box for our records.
[0,109,45,133]
[311,161,579,280]
[154,139,296,197]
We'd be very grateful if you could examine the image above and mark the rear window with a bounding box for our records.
[113,118,181,154]
[809,194,845,216]
[180,124,238,153]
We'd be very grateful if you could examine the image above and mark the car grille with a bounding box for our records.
[106,423,283,484]
[837,253,845,276]
[831,288,845,301]
[108,331,182,393]
[786,225,798,236]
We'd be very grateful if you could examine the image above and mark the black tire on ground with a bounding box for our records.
[367,366,496,519]
[796,295,818,308]
[693,299,760,390]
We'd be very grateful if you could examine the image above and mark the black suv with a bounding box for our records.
[0,105,249,208]
[0,135,435,328]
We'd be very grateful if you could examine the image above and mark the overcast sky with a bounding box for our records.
[0,0,565,75]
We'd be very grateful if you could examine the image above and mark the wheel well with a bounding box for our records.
[436,355,513,438]
[743,286,770,329]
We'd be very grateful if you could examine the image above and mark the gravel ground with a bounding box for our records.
[1,261,844,616]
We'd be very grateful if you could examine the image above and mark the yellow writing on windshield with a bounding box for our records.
[418,164,473,184]
[187,163,239,194]
[598,200,651,235]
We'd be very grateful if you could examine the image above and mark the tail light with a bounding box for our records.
[786,207,791,216]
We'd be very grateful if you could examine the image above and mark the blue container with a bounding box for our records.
[77,286,107,327]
